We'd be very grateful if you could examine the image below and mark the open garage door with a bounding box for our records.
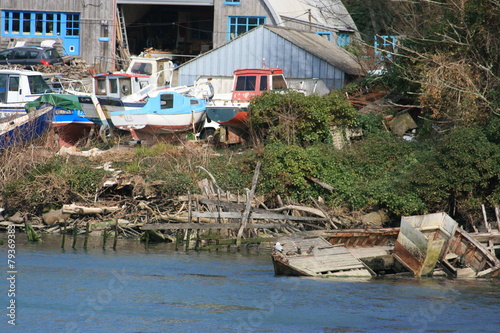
[118,2,213,65]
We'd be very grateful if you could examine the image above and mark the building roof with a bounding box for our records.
[176,25,366,90]
[264,25,364,76]
[265,0,357,32]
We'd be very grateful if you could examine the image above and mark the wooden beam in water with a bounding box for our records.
[191,211,327,222]
[141,222,282,230]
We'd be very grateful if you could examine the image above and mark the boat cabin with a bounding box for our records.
[92,56,175,100]
[92,72,151,100]
[0,69,52,118]
[231,68,288,103]
[126,56,174,88]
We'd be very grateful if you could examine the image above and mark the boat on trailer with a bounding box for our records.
[110,89,206,142]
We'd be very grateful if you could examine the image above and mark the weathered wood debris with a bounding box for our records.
[0,163,358,250]
[272,212,500,279]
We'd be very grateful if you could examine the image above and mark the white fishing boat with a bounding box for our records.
[0,69,54,149]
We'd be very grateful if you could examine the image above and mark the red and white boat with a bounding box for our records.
[205,68,288,129]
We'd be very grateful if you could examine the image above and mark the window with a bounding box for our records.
[66,14,80,36]
[0,49,14,60]
[9,77,19,91]
[161,94,174,109]
[1,11,79,38]
[224,0,241,4]
[110,78,118,94]
[228,16,266,40]
[374,35,397,57]
[235,76,256,91]
[271,75,287,90]
[28,75,51,94]
[119,79,132,96]
[96,78,106,94]
[317,32,332,42]
[259,76,267,91]
[336,32,350,47]
[130,62,153,75]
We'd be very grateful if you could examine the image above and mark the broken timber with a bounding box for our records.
[142,222,283,230]
[271,235,374,277]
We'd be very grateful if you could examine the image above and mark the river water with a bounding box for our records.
[0,233,498,333]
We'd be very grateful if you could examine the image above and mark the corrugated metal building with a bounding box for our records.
[0,1,360,73]
[176,25,366,92]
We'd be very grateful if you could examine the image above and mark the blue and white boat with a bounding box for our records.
[110,89,206,141]
[0,69,54,150]
[26,93,94,147]
[78,56,175,127]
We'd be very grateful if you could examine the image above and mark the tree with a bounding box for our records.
[385,0,500,127]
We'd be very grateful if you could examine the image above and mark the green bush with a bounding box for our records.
[410,126,500,218]
[249,90,358,146]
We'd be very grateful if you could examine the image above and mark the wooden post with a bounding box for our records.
[188,191,192,224]
[84,222,90,250]
[113,219,118,251]
[495,206,500,232]
[236,162,261,248]
[185,229,191,251]
[103,228,109,250]
[482,204,492,232]
[61,222,66,249]
[72,223,78,249]
[175,230,181,250]
[195,229,200,250]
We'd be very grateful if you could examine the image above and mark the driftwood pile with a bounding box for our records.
[0,162,359,248]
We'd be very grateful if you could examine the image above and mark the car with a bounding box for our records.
[0,46,64,66]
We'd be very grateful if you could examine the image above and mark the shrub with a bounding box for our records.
[249,90,358,146]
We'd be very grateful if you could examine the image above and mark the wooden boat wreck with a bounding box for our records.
[323,227,406,275]
[271,235,375,277]
[273,213,500,279]
[393,213,500,278]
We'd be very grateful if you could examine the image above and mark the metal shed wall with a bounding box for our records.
[177,26,345,90]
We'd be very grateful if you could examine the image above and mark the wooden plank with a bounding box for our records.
[141,222,282,230]
[191,211,327,221]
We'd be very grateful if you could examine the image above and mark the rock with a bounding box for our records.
[8,212,24,223]
[42,209,70,225]
[361,210,389,227]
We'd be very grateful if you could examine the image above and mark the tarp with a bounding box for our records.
[25,93,83,111]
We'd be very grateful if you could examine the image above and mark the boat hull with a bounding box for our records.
[0,105,52,150]
[78,95,145,126]
[205,104,248,127]
[112,110,206,134]
[52,110,94,147]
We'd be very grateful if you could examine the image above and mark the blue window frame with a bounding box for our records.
[228,16,266,40]
[224,0,241,4]
[374,35,397,57]
[317,32,332,42]
[2,11,79,37]
[336,32,350,47]
[2,10,81,55]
